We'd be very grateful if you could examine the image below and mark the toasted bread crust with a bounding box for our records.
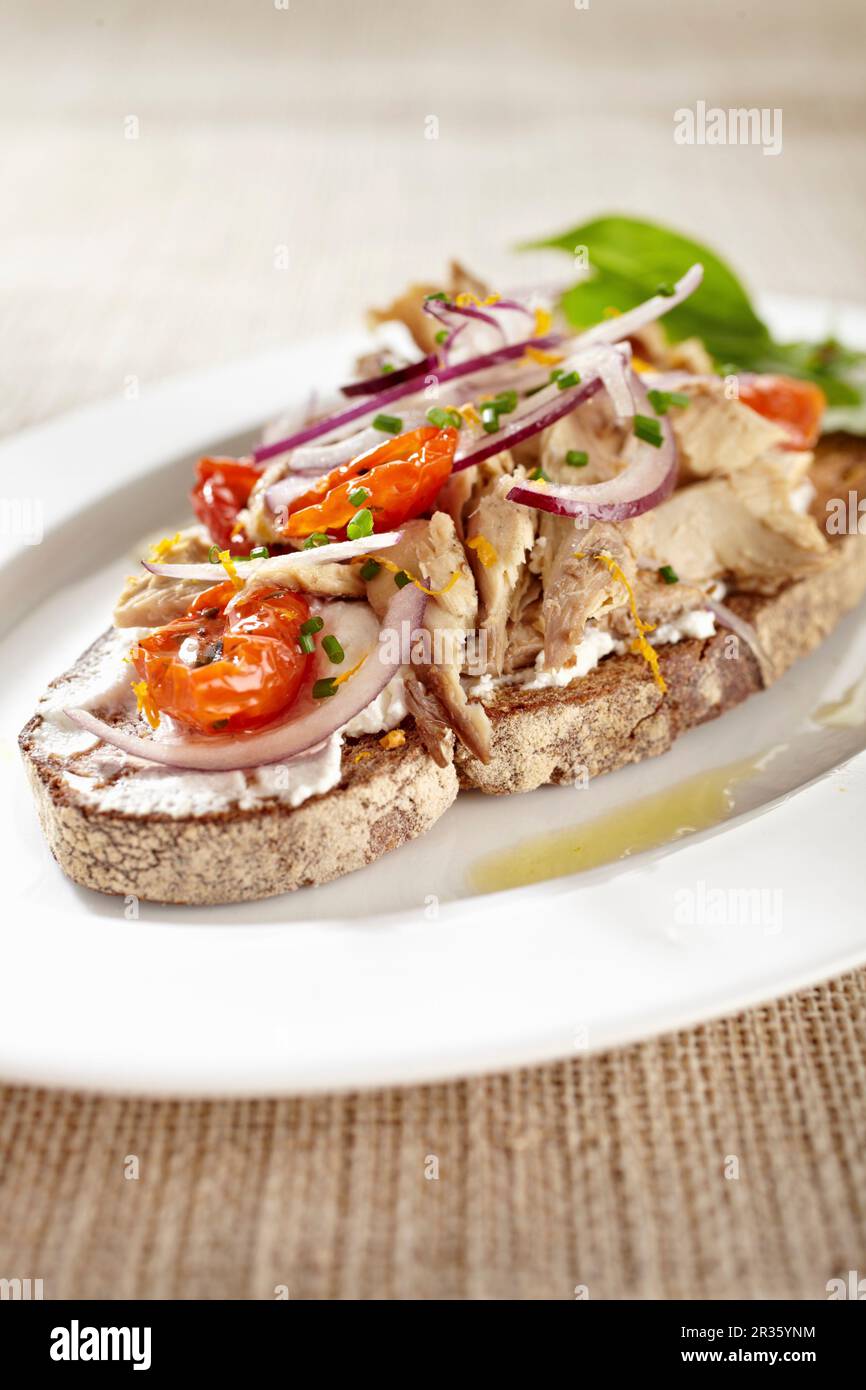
[20,705,458,904]
[454,530,866,795]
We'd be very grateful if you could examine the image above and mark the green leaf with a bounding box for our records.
[523,214,768,345]
[519,214,865,427]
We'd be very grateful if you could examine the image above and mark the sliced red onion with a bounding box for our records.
[65,585,426,772]
[575,264,704,350]
[340,353,437,398]
[453,376,606,473]
[596,348,634,420]
[251,333,561,464]
[703,597,773,676]
[143,530,403,581]
[505,371,677,523]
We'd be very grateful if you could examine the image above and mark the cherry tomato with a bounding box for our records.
[190,457,261,551]
[132,580,312,734]
[282,426,458,539]
[738,376,825,450]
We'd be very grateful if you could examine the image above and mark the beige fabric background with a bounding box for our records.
[1,0,865,1299]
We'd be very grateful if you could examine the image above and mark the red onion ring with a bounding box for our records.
[251,333,561,464]
[575,264,704,350]
[505,371,677,523]
[453,377,606,473]
[703,597,773,677]
[65,584,426,772]
[142,530,404,582]
[340,353,437,398]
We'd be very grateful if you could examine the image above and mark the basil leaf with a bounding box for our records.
[520,214,864,421]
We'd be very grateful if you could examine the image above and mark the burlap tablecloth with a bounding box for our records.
[2,0,865,1299]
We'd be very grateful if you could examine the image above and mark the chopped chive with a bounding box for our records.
[302,532,332,549]
[634,413,664,447]
[372,413,403,435]
[322,634,345,664]
[249,545,270,559]
[424,291,448,303]
[434,329,448,344]
[347,508,374,540]
[658,564,679,585]
[312,677,338,699]
[647,388,691,416]
[426,405,462,429]
[490,389,517,414]
[529,467,549,481]
[655,282,676,297]
[480,404,500,434]
[300,616,324,636]
[348,486,370,506]
[208,544,220,563]
[360,558,382,581]
[394,570,411,589]
[380,363,395,374]
[524,367,563,399]
[556,370,581,390]
[566,449,589,468]
[298,632,316,654]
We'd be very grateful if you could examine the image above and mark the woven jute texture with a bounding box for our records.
[1,973,865,1300]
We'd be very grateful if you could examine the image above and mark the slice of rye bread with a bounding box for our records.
[455,434,866,795]
[20,644,458,905]
[19,434,866,905]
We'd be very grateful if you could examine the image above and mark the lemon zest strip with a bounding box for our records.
[467,534,498,568]
[217,548,244,591]
[575,549,667,694]
[132,679,161,730]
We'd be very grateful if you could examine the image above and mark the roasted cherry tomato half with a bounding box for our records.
[132,580,312,734]
[281,426,458,540]
[191,457,261,552]
[739,376,825,450]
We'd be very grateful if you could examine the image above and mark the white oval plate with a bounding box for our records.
[1,295,865,1096]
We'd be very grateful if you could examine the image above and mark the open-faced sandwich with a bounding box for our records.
[21,227,866,903]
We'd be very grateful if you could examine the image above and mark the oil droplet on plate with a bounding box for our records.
[470,754,767,895]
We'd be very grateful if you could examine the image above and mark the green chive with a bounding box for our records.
[659,565,679,585]
[300,616,324,636]
[360,558,382,581]
[566,450,589,468]
[634,414,663,447]
[348,486,370,507]
[647,388,691,416]
[302,532,332,549]
[489,389,517,414]
[394,570,411,589]
[556,370,581,390]
[424,291,448,302]
[434,329,448,344]
[426,406,462,430]
[529,467,549,482]
[372,413,403,435]
[208,544,220,563]
[480,403,500,434]
[380,363,395,374]
[655,282,676,297]
[298,633,316,654]
[347,508,374,540]
[249,545,269,559]
[312,677,338,699]
[524,368,563,399]
[322,634,345,664]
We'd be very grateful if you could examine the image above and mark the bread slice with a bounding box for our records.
[19,435,866,905]
[20,633,458,906]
